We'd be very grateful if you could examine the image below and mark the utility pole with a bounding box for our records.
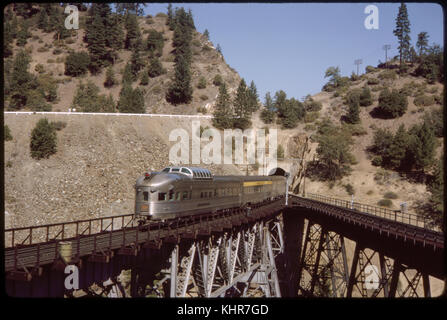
[354,59,363,76]
[383,45,391,69]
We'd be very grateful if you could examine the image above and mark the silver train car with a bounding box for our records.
[134,166,287,221]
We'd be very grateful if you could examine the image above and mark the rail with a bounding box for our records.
[4,111,213,119]
[304,193,441,232]
[4,214,136,248]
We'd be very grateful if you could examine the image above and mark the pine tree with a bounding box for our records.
[9,50,34,110]
[140,71,149,85]
[118,84,145,113]
[104,66,116,87]
[167,3,175,30]
[130,48,144,77]
[37,7,49,31]
[166,54,193,105]
[260,92,275,124]
[248,80,259,112]
[388,124,410,169]
[148,56,164,77]
[16,20,30,47]
[393,3,411,70]
[212,83,233,129]
[122,63,134,84]
[416,31,429,56]
[203,29,210,40]
[125,13,142,50]
[408,122,436,172]
[86,14,108,73]
[30,118,57,160]
[233,79,250,121]
[72,80,101,112]
[359,86,373,106]
[3,21,13,57]
[107,14,124,63]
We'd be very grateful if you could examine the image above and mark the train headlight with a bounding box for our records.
[140,204,149,212]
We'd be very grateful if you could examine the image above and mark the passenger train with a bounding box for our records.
[134,166,288,222]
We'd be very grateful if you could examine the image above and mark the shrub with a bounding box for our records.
[65,51,90,77]
[413,95,435,107]
[376,88,408,118]
[384,191,398,199]
[304,111,319,123]
[51,121,67,131]
[303,97,322,112]
[148,57,164,78]
[140,72,149,85]
[371,156,382,166]
[304,124,316,131]
[365,65,376,73]
[200,95,208,101]
[378,70,397,80]
[4,125,13,141]
[30,118,57,160]
[377,199,393,207]
[155,12,167,18]
[344,183,355,195]
[367,78,379,85]
[359,86,373,106]
[366,190,374,195]
[52,48,63,55]
[197,106,207,113]
[213,74,223,86]
[35,64,45,74]
[374,169,391,185]
[197,76,207,89]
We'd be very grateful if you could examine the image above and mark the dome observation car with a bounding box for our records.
[160,167,213,180]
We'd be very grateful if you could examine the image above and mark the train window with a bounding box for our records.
[214,189,218,197]
[143,192,149,201]
[209,191,212,198]
[169,190,174,201]
[181,168,192,175]
[182,191,189,200]
[158,192,167,201]
[200,192,203,198]
[176,192,181,200]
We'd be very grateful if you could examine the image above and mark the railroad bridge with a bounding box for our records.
[5,194,445,297]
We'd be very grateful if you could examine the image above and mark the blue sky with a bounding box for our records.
[143,3,443,102]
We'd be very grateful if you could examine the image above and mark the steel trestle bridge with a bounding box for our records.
[4,194,444,297]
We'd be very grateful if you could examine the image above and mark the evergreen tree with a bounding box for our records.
[140,71,149,85]
[16,20,30,47]
[408,122,436,172]
[166,54,193,105]
[148,56,164,77]
[65,51,91,76]
[233,79,251,129]
[260,92,275,124]
[416,31,429,56]
[203,29,210,40]
[9,50,34,110]
[107,14,124,63]
[30,118,57,160]
[212,83,233,129]
[86,14,108,73]
[125,13,142,50]
[167,3,175,30]
[122,63,134,84]
[146,30,164,56]
[359,86,373,106]
[388,124,410,169]
[393,3,411,70]
[377,88,408,118]
[248,80,259,112]
[72,80,101,112]
[345,92,360,124]
[3,21,13,57]
[37,7,49,31]
[216,44,222,55]
[118,84,145,113]
[104,66,117,87]
[130,48,144,77]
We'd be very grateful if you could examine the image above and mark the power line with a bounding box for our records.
[383,45,391,68]
[354,59,363,76]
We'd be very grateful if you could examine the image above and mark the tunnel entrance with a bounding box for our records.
[268,167,289,177]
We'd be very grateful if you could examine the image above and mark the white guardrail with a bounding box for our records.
[4,111,214,119]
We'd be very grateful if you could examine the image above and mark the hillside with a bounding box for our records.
[3,4,444,230]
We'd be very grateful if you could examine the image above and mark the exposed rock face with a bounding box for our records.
[4,114,240,229]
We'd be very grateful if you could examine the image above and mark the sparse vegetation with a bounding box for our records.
[4,125,13,141]
[384,191,398,199]
[377,199,393,208]
[30,118,57,160]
